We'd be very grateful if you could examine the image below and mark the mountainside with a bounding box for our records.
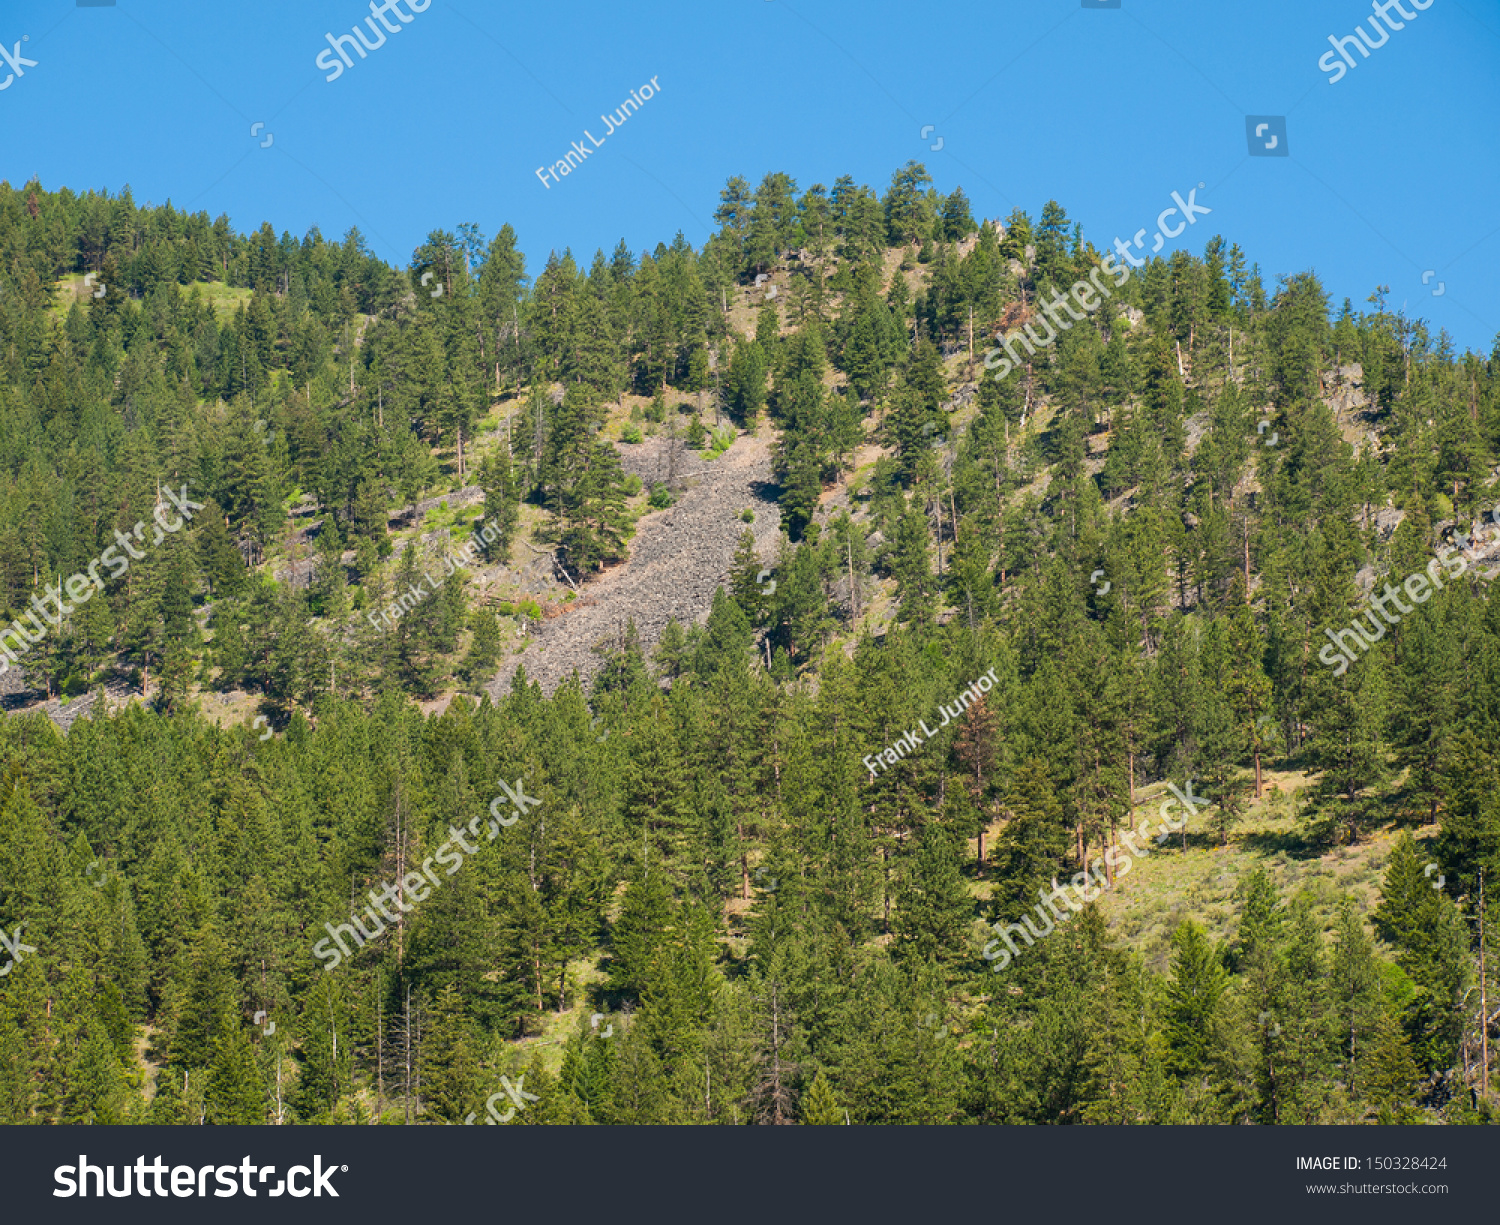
[0,167,1499,1127]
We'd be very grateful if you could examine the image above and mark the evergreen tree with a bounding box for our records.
[477,448,522,563]
[419,984,480,1122]
[800,1069,844,1124]
[891,822,972,973]
[205,1022,264,1125]
[1164,921,1228,1077]
[1360,1011,1422,1123]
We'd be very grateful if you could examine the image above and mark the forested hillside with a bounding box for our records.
[0,163,1498,1125]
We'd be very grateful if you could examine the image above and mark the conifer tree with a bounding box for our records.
[989,759,1071,921]
[727,529,770,625]
[800,1069,844,1124]
[460,607,502,688]
[205,1022,265,1125]
[1360,1011,1422,1123]
[890,503,936,627]
[419,983,481,1122]
[1165,921,1228,1077]
[543,383,629,575]
[1328,896,1384,1090]
[609,868,672,999]
[891,822,972,973]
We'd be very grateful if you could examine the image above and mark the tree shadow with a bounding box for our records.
[1237,824,1326,860]
[748,477,782,505]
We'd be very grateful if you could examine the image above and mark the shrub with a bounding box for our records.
[705,425,735,460]
[740,508,754,523]
[623,474,643,496]
[621,425,644,445]
[648,486,674,509]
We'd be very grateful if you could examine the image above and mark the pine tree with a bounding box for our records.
[692,587,754,681]
[60,1031,133,1125]
[609,868,672,998]
[1305,645,1389,844]
[312,515,349,618]
[884,162,934,248]
[890,503,935,627]
[800,1069,844,1124]
[205,1022,264,1124]
[1328,896,1384,1090]
[418,984,480,1123]
[169,924,240,1070]
[727,529,770,625]
[938,187,976,241]
[295,974,353,1120]
[477,447,522,564]
[460,607,502,688]
[1360,1011,1421,1123]
[891,822,972,973]
[989,759,1071,921]
[1164,921,1228,1077]
[156,548,198,711]
[726,341,767,428]
[543,383,629,575]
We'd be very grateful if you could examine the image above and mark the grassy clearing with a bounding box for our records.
[971,766,1434,974]
[1102,773,1433,971]
[421,500,483,537]
[504,954,614,1077]
[50,276,253,320]
[186,281,255,318]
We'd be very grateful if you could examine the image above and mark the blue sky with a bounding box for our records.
[2,0,1496,351]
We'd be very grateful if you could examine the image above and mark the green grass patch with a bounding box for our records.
[424,499,481,534]
[186,281,255,319]
[703,425,736,460]
[1096,770,1402,970]
[497,598,544,622]
[50,276,254,322]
